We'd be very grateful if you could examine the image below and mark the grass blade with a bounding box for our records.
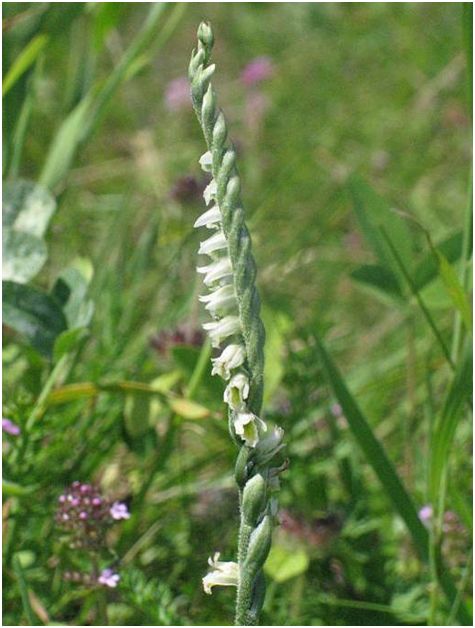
[2,34,48,97]
[314,333,471,625]
[380,226,455,371]
[12,554,37,625]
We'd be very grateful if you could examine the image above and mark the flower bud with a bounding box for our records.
[245,515,273,576]
[242,474,266,526]
[197,22,214,50]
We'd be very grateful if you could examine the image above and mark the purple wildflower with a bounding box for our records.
[241,56,274,87]
[419,505,433,526]
[164,76,191,111]
[2,418,21,436]
[98,568,120,588]
[110,502,130,520]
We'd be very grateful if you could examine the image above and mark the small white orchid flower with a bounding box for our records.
[197,257,232,286]
[202,552,238,595]
[211,344,245,379]
[199,151,213,172]
[234,412,267,448]
[194,205,221,229]
[224,373,250,411]
[198,230,228,256]
[203,180,217,205]
[200,284,236,317]
[202,315,241,347]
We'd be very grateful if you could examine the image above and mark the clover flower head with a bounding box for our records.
[202,552,238,595]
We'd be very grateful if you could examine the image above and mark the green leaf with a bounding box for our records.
[350,264,402,301]
[314,334,428,557]
[2,228,47,283]
[2,480,37,497]
[349,177,413,282]
[429,341,472,502]
[3,179,56,237]
[314,333,471,625]
[3,281,67,357]
[53,327,89,362]
[39,95,93,190]
[52,265,94,329]
[435,249,472,333]
[413,231,463,290]
[2,34,48,97]
[264,544,309,583]
[168,398,210,420]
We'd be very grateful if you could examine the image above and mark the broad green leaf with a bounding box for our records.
[52,266,94,329]
[314,333,471,625]
[2,34,48,97]
[349,177,413,282]
[413,231,463,290]
[3,179,56,237]
[264,543,309,583]
[2,228,47,283]
[168,398,210,420]
[350,264,402,302]
[3,280,67,357]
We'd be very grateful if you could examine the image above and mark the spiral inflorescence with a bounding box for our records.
[189,23,285,626]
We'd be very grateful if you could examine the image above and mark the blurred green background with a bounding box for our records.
[3,3,472,626]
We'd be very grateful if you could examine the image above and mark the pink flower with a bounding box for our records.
[110,502,130,520]
[164,76,191,111]
[419,505,433,525]
[2,418,20,436]
[241,56,274,87]
[98,568,120,588]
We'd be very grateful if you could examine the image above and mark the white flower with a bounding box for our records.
[194,205,221,229]
[199,284,236,317]
[224,373,250,410]
[197,257,232,286]
[203,180,217,205]
[202,552,238,595]
[203,315,241,348]
[234,412,267,448]
[255,426,285,465]
[199,151,213,172]
[211,344,245,379]
[198,230,228,256]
